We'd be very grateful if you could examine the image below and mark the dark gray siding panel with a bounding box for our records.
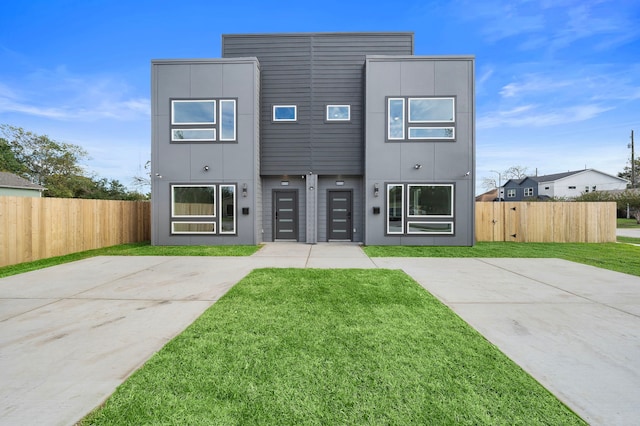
[223,33,413,176]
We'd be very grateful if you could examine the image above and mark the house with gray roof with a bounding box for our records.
[0,172,44,197]
[500,169,628,201]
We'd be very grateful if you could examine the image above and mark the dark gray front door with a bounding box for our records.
[327,190,352,241]
[274,190,298,241]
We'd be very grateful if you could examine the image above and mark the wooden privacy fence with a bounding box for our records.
[476,201,617,243]
[0,197,150,267]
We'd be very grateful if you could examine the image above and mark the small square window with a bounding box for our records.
[524,187,534,197]
[506,189,516,198]
[326,105,350,121]
[273,105,297,121]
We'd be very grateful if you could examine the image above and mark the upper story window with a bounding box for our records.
[273,105,297,122]
[170,99,236,142]
[388,97,455,141]
[524,187,534,197]
[506,189,516,198]
[172,100,215,125]
[326,105,351,121]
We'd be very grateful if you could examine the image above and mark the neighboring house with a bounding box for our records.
[499,169,628,201]
[502,177,543,201]
[0,172,44,197]
[475,188,498,202]
[536,169,628,198]
[151,32,475,246]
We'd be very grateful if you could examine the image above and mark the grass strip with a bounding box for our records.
[82,269,584,425]
[364,242,640,277]
[0,242,260,278]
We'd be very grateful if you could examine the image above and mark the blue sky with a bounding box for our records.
[1,0,638,194]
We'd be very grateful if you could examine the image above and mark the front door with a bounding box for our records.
[274,190,298,241]
[327,190,352,241]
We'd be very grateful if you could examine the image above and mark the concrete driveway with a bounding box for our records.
[1,244,639,425]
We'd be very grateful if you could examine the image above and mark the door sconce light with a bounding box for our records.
[336,180,345,186]
[242,183,247,197]
[414,164,422,170]
[374,183,380,197]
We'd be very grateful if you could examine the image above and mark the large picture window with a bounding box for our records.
[387,97,455,142]
[172,100,216,125]
[171,184,236,235]
[407,184,453,217]
[387,183,454,235]
[170,99,236,143]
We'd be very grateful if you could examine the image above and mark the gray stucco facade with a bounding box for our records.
[151,32,475,246]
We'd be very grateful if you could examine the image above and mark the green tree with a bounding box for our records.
[0,124,87,195]
[1,124,147,200]
[618,158,640,188]
[0,137,27,175]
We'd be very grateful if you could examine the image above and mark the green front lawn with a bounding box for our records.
[617,218,640,228]
[82,269,584,425]
[364,242,640,277]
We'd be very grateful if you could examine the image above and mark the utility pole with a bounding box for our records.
[630,130,635,188]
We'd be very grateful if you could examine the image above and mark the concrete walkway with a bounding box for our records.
[0,243,639,425]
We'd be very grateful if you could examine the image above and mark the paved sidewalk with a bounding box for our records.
[1,244,639,425]
[616,227,640,238]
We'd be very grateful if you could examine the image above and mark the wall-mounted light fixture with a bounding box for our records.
[155,173,162,179]
[374,183,380,197]
[414,164,422,170]
[203,165,209,172]
[336,180,345,186]
[242,183,247,197]
[281,181,289,186]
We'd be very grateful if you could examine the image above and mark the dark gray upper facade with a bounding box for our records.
[151,32,475,246]
[222,33,413,176]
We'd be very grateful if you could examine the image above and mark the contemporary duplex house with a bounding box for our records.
[151,32,475,246]
[501,169,628,201]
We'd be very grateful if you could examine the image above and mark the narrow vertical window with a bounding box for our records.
[388,98,405,140]
[220,185,236,234]
[220,100,236,141]
[387,184,404,234]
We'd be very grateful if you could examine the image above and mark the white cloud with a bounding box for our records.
[0,66,150,121]
[478,103,611,129]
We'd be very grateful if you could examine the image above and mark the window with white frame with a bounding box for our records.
[273,105,297,122]
[524,187,534,197]
[388,97,455,141]
[387,183,454,235]
[170,99,236,142]
[170,184,236,235]
[326,105,350,121]
[506,189,516,198]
